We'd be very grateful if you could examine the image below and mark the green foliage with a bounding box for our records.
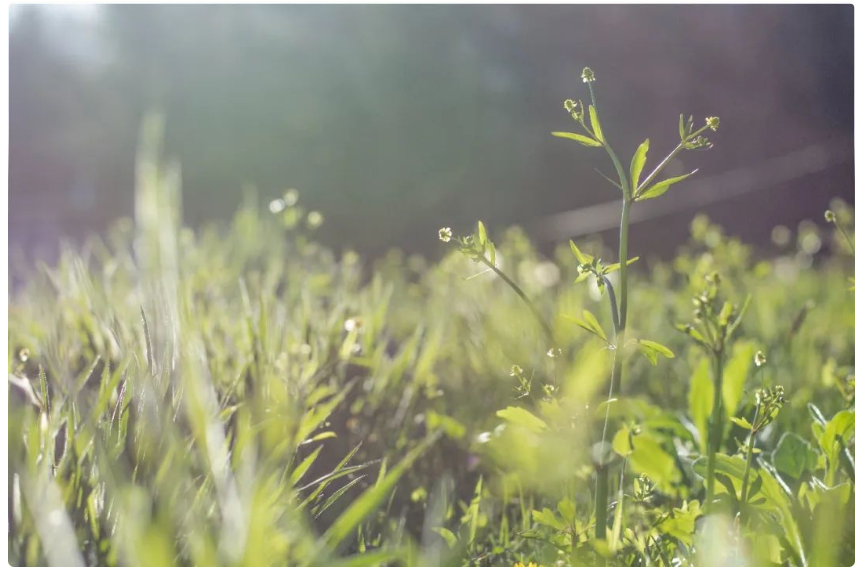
[9,71,855,566]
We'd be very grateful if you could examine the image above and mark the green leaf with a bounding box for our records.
[568,239,593,264]
[290,446,323,487]
[551,131,602,147]
[588,105,603,142]
[730,417,753,430]
[532,508,565,531]
[613,426,632,457]
[478,221,487,246]
[659,500,701,545]
[772,432,817,479]
[496,406,547,432]
[636,170,697,201]
[583,310,608,342]
[637,339,674,366]
[563,314,609,344]
[487,240,496,265]
[603,257,639,274]
[630,139,649,192]
[628,433,676,489]
[689,357,713,452]
[466,476,483,545]
[821,410,855,462]
[324,433,438,549]
[693,454,806,564]
[431,527,458,548]
[679,113,685,140]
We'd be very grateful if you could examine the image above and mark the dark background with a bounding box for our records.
[9,4,855,266]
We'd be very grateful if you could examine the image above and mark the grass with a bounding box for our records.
[8,94,855,565]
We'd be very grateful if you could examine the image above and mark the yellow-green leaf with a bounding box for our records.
[636,170,697,201]
[569,239,593,264]
[552,131,602,147]
[496,406,547,432]
[630,139,649,192]
[583,310,608,342]
[588,105,603,142]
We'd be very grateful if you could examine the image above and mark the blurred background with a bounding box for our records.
[9,4,854,270]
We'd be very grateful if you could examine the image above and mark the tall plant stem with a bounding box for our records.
[589,81,633,547]
[706,350,725,511]
[739,406,761,505]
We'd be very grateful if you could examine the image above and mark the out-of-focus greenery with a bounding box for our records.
[8,122,854,565]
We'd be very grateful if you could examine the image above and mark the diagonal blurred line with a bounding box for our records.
[532,138,852,241]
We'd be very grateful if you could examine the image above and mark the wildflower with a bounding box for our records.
[581,67,596,83]
[564,99,584,121]
[438,227,453,243]
[509,364,524,378]
[18,348,29,363]
[825,210,836,223]
[344,317,364,333]
[476,431,492,444]
[754,350,767,367]
[547,347,562,359]
[269,199,286,213]
[705,116,720,131]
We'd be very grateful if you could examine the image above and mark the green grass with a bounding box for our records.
[8,114,855,566]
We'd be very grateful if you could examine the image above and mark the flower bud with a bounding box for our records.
[581,67,596,83]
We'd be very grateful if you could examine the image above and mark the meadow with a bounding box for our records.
[8,70,855,566]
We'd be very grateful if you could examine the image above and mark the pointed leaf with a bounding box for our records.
[324,433,438,549]
[568,239,593,264]
[478,221,487,246]
[583,310,608,342]
[588,105,603,141]
[630,139,649,192]
[603,257,639,274]
[730,417,753,430]
[496,406,547,432]
[552,131,602,147]
[636,170,697,201]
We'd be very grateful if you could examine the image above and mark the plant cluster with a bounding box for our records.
[8,71,855,567]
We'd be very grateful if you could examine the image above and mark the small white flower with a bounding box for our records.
[705,116,720,131]
[438,227,453,243]
[547,347,563,359]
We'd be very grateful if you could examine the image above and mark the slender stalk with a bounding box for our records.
[595,279,621,544]
[588,80,632,548]
[706,350,725,510]
[739,405,761,505]
[832,220,855,255]
[479,256,554,343]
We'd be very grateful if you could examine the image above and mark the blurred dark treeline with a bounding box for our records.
[9,4,855,266]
